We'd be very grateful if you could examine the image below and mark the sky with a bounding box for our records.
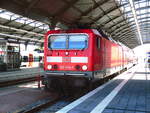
[133,43,150,62]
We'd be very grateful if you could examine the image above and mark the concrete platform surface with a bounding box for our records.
[0,67,44,82]
[56,64,150,113]
[0,82,54,113]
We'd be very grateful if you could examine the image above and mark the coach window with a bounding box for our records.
[96,37,100,49]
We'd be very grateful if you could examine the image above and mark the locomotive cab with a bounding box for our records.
[44,31,93,75]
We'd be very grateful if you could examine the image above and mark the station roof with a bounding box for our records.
[0,8,48,45]
[0,0,149,48]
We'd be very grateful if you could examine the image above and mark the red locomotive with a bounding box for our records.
[43,29,136,90]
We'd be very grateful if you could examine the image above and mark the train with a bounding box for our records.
[0,39,43,71]
[42,29,137,91]
[21,51,43,68]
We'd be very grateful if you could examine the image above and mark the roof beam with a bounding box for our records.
[111,19,150,35]
[20,24,47,37]
[110,16,150,31]
[89,7,118,25]
[103,8,150,35]
[109,9,149,28]
[0,0,51,24]
[113,24,150,37]
[113,31,136,39]
[99,15,123,27]
[124,5,150,15]
[106,19,131,31]
[113,29,135,38]
[20,25,48,38]
[3,17,23,25]
[90,2,129,33]
[0,33,43,42]
[76,0,110,21]
[17,20,37,29]
[112,25,133,35]
[55,0,79,16]
[113,29,136,39]
[119,37,138,45]
[112,24,136,35]
[113,22,146,33]
[25,0,40,15]
[115,32,136,41]
[98,11,150,28]
[89,2,128,25]
[88,0,118,29]
[0,24,44,36]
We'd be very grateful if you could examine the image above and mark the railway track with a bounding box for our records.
[37,99,72,113]
[10,85,86,113]
[0,76,42,87]
[12,96,62,113]
[12,96,75,113]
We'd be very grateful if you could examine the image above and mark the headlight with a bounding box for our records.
[47,65,52,69]
[82,65,88,70]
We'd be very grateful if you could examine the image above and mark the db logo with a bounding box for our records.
[62,57,71,62]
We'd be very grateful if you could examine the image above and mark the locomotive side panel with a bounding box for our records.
[92,35,102,71]
[102,39,124,76]
[92,35,106,78]
[104,39,111,68]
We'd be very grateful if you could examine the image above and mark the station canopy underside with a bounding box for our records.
[0,0,150,48]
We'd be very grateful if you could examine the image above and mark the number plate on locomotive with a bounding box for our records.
[62,57,71,62]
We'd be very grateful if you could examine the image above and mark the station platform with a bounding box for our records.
[0,67,44,82]
[56,64,150,113]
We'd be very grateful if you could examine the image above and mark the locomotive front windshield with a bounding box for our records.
[48,34,88,49]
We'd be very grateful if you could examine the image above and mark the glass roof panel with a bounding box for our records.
[0,11,11,20]
[116,0,150,45]
[0,8,49,30]
[0,8,51,43]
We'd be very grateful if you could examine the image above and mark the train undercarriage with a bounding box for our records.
[42,69,126,96]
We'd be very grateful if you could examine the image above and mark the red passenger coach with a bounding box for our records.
[43,29,135,90]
